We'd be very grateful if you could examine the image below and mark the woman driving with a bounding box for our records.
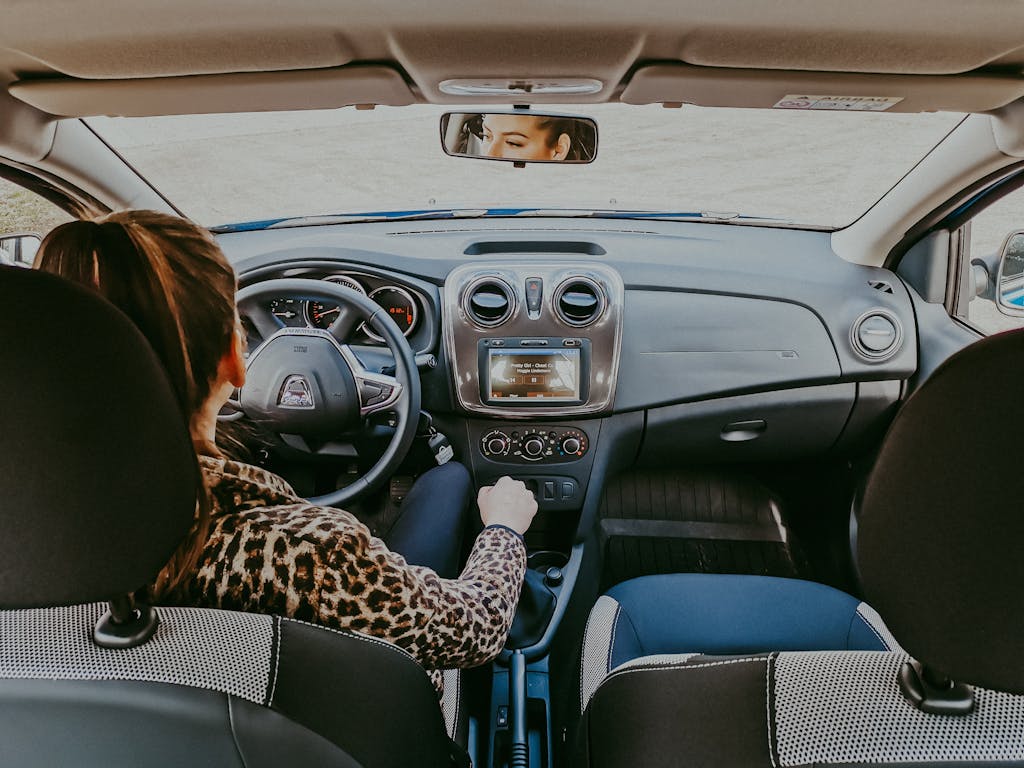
[35,209,537,682]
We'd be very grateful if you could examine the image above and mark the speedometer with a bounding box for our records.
[364,286,418,342]
[305,275,366,329]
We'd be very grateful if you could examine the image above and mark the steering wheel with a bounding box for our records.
[234,278,421,507]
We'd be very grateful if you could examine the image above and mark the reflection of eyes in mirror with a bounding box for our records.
[479,114,572,161]
[442,112,597,164]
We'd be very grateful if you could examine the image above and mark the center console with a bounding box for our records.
[443,262,624,418]
[442,263,624,768]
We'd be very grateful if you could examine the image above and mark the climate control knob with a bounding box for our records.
[481,430,511,457]
[523,436,546,458]
[561,436,582,455]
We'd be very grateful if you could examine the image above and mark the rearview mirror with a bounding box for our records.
[440,111,597,165]
[996,230,1024,316]
[0,232,41,267]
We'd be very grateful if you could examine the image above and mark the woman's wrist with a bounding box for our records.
[483,523,525,541]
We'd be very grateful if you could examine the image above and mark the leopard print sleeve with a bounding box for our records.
[315,519,526,670]
[191,456,527,672]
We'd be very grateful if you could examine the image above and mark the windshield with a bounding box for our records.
[88,104,963,229]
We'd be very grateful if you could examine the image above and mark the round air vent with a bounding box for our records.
[851,309,903,362]
[554,277,606,327]
[464,278,515,327]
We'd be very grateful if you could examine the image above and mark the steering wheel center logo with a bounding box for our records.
[278,374,315,409]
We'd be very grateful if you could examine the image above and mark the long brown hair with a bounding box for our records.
[35,210,237,600]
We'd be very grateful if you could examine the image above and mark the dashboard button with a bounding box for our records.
[561,436,582,455]
[519,339,549,346]
[525,277,544,315]
[523,436,545,458]
[562,338,582,347]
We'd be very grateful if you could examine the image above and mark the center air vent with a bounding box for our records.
[464,277,515,327]
[554,277,606,327]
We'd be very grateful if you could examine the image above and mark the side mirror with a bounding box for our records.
[996,230,1024,317]
[0,232,41,268]
[439,111,598,166]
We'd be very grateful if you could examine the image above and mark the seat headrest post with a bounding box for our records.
[898,660,976,716]
[93,595,160,649]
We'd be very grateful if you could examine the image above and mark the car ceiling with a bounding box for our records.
[4,1,1024,116]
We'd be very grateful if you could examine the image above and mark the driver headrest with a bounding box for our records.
[0,266,197,609]
[859,328,1024,694]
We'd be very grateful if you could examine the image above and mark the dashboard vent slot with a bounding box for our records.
[869,280,894,294]
[554,277,606,327]
[463,241,607,256]
[464,278,515,327]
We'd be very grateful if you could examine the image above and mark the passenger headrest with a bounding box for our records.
[0,266,197,608]
[859,328,1024,694]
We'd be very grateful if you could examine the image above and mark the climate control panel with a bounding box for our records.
[480,425,589,463]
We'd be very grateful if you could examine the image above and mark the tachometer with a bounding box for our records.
[305,275,366,329]
[364,286,418,341]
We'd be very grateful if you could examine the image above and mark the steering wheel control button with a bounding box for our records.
[359,381,383,401]
[363,383,395,407]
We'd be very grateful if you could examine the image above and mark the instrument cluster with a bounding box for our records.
[267,273,419,344]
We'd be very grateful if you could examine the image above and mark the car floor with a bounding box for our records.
[596,469,811,592]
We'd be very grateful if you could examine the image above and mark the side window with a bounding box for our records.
[960,186,1024,335]
[0,176,74,266]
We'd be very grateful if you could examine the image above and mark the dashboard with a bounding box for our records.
[222,216,917,507]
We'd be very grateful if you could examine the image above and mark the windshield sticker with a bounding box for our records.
[772,95,903,111]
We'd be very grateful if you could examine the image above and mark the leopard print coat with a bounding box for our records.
[172,456,526,689]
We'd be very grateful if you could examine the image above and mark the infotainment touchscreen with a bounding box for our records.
[486,348,581,402]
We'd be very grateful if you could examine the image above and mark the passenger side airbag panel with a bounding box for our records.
[616,290,840,410]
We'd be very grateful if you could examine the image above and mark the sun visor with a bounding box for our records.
[8,65,415,118]
[621,63,1024,113]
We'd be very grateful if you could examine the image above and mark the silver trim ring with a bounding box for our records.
[462,276,516,328]
[850,308,904,362]
[553,276,607,328]
[303,274,366,328]
[362,285,419,343]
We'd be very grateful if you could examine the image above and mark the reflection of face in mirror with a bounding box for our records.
[480,114,572,161]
